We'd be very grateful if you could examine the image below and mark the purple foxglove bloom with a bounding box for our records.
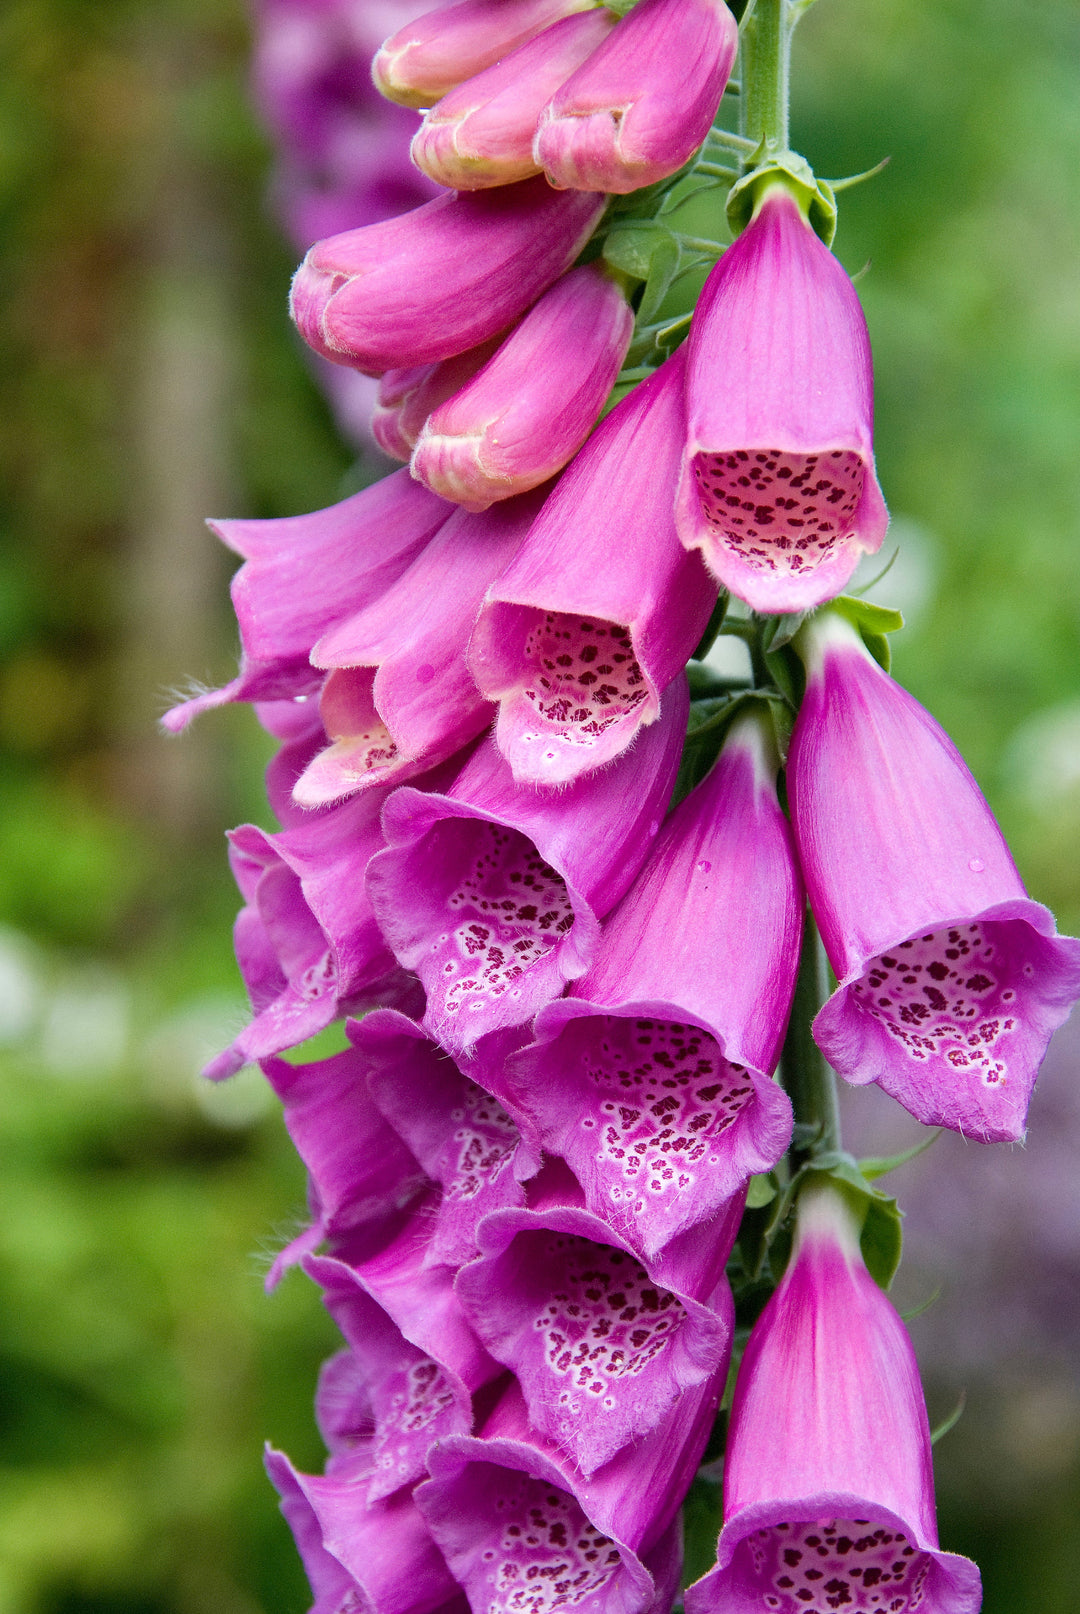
[790,608,1080,1142]
[292,490,544,807]
[499,710,799,1259]
[372,0,601,109]
[206,779,427,1078]
[266,1449,468,1614]
[411,263,633,510]
[411,9,616,191]
[306,1250,499,1498]
[455,1167,734,1475]
[675,185,889,614]
[469,349,715,783]
[416,1367,721,1614]
[349,1009,533,1267]
[366,676,688,1055]
[161,470,451,732]
[685,1181,982,1614]
[373,337,505,461]
[260,1047,428,1285]
[290,177,606,376]
[535,0,738,194]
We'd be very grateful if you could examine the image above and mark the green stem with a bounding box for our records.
[739,0,792,157]
[782,910,843,1157]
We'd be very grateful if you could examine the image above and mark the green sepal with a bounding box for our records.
[726,149,837,246]
[691,592,730,661]
[828,595,905,672]
[930,1391,966,1447]
[859,1129,941,1182]
[760,1157,904,1291]
[746,1171,779,1209]
[760,612,808,707]
[602,222,682,326]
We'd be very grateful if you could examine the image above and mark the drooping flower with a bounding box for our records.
[349,1007,533,1268]
[496,708,799,1259]
[675,183,888,613]
[468,348,716,784]
[373,0,600,109]
[454,1160,737,1475]
[161,471,451,732]
[416,1370,720,1614]
[260,1046,428,1284]
[291,489,545,807]
[410,9,616,191]
[291,177,606,376]
[535,0,738,194]
[267,1448,468,1614]
[685,1179,983,1614]
[789,607,1080,1142]
[366,678,689,1055]
[411,263,633,510]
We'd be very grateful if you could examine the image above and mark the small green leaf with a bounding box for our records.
[930,1391,966,1446]
[726,150,837,246]
[691,593,730,661]
[859,1130,941,1182]
[901,1285,943,1322]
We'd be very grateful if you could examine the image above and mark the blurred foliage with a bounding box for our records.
[0,0,1078,1609]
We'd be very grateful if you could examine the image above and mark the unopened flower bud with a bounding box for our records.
[535,0,737,193]
[411,262,632,509]
[373,0,600,109]
[290,177,606,374]
[411,8,615,190]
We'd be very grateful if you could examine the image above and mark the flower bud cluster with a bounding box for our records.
[172,4,1080,1611]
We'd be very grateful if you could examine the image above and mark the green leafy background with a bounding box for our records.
[0,0,1078,1608]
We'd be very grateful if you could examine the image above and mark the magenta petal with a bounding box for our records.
[417,1372,722,1614]
[223,470,451,666]
[412,264,632,510]
[411,10,616,190]
[327,1195,501,1397]
[501,714,799,1255]
[469,349,715,783]
[262,1048,427,1251]
[373,0,600,107]
[676,187,888,613]
[790,610,1080,1141]
[685,1185,982,1614]
[536,0,738,193]
[295,492,543,802]
[374,338,505,460]
[349,1009,531,1267]
[455,1195,733,1475]
[290,178,606,375]
[366,679,688,1055]
[265,1447,365,1614]
[267,1450,467,1614]
[306,1251,485,1501]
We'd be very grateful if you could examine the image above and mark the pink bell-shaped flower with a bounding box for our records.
[411,8,615,190]
[789,607,1080,1143]
[685,1180,982,1614]
[291,177,606,375]
[496,709,800,1261]
[411,262,633,510]
[373,0,600,108]
[468,347,716,784]
[676,184,889,613]
[535,0,738,194]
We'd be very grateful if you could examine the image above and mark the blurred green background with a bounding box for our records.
[0,0,1078,1609]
